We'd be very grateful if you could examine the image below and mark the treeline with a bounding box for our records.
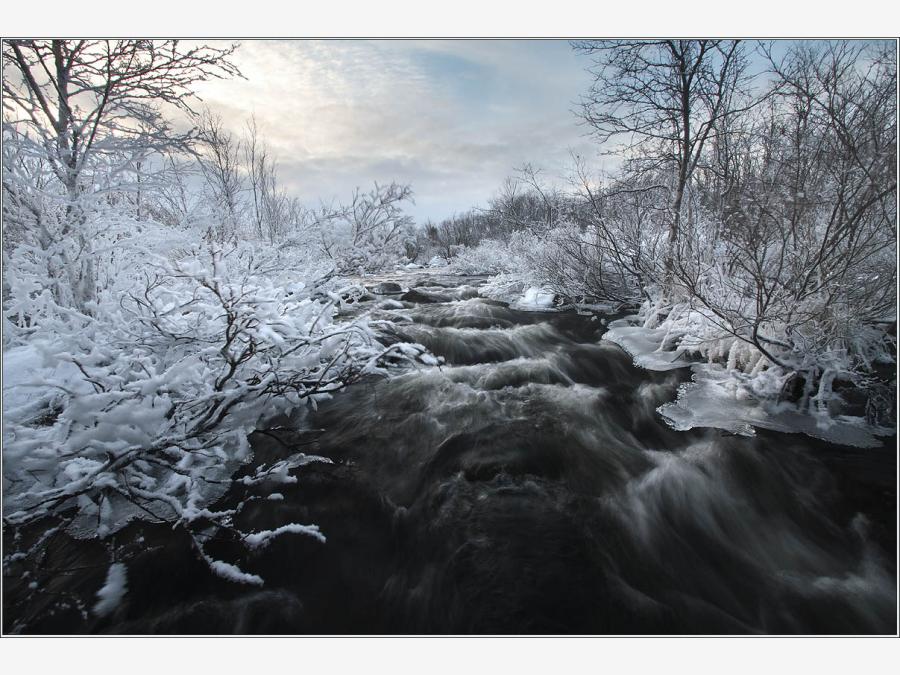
[439,40,897,425]
[416,165,564,260]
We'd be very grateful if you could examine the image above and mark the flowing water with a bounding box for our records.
[5,271,897,634]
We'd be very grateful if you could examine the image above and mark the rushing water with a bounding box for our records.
[5,271,897,634]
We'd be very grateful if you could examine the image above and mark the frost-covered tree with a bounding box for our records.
[2,39,240,308]
[195,109,244,242]
[672,40,896,380]
[315,182,416,272]
[244,115,293,244]
[573,40,752,260]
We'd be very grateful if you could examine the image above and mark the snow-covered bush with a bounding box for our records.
[2,40,436,591]
[526,223,649,303]
[449,238,520,275]
[314,182,417,274]
[3,243,430,583]
[450,223,646,304]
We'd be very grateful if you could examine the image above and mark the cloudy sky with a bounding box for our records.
[192,40,598,222]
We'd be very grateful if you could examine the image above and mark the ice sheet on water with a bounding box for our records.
[602,318,695,371]
[604,317,891,448]
[658,364,887,449]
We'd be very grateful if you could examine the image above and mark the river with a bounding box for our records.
[5,270,896,634]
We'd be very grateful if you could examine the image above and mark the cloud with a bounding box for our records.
[192,39,598,221]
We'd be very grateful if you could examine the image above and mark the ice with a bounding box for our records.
[604,315,891,448]
[602,319,695,371]
[658,364,887,448]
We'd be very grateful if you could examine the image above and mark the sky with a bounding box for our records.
[192,40,599,222]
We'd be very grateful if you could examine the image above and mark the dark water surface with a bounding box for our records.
[5,272,897,634]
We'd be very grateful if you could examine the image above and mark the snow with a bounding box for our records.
[243,523,327,550]
[511,287,558,312]
[2,244,434,559]
[93,562,128,617]
[207,559,263,586]
[2,344,93,413]
[477,274,528,304]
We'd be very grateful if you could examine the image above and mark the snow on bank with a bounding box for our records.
[474,274,570,311]
[479,277,615,316]
[604,315,891,448]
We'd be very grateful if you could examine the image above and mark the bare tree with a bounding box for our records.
[244,115,291,243]
[197,110,244,242]
[2,39,240,307]
[573,40,752,261]
[566,155,667,301]
[151,153,201,227]
[3,39,240,208]
[509,163,562,231]
[313,182,415,272]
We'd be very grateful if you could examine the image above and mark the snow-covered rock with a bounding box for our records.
[510,287,564,312]
[371,281,404,295]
